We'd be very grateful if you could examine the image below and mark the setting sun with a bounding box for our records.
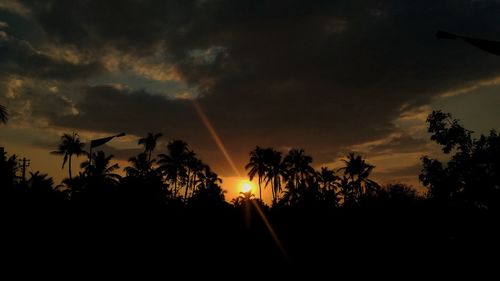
[239,180,255,193]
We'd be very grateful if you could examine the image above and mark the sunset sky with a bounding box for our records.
[1,0,500,202]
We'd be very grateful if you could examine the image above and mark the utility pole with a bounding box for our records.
[19,157,30,183]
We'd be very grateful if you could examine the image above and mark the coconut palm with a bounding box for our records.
[124,152,153,178]
[81,151,121,184]
[183,151,201,199]
[197,164,222,188]
[338,153,379,198]
[263,149,285,204]
[283,148,314,190]
[138,132,163,162]
[245,146,267,200]
[51,132,86,180]
[27,171,55,193]
[187,157,204,198]
[316,167,339,191]
[157,140,189,197]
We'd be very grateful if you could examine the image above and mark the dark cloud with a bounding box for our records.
[0,32,102,80]
[4,0,500,176]
[55,85,199,136]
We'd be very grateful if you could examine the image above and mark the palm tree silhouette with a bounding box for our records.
[197,164,222,188]
[338,153,378,199]
[124,152,153,178]
[317,167,339,191]
[157,140,189,197]
[138,132,163,162]
[283,148,314,192]
[245,146,267,200]
[27,171,55,193]
[263,149,285,204]
[317,167,340,206]
[51,132,86,180]
[184,151,203,199]
[81,151,121,184]
[0,104,8,124]
[187,157,204,198]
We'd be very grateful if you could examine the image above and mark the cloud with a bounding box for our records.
[0,31,103,80]
[4,0,500,179]
[0,0,30,17]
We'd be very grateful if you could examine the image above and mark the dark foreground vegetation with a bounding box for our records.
[1,110,500,275]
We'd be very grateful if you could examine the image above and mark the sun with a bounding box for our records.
[239,180,255,193]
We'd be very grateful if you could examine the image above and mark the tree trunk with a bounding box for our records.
[174,179,177,198]
[68,155,72,180]
[270,177,275,204]
[258,177,262,201]
[184,169,191,199]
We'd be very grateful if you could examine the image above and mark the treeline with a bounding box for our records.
[1,110,500,211]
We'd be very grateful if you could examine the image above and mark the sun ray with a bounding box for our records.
[191,99,240,176]
[191,98,287,258]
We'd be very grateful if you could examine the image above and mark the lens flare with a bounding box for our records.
[191,98,287,258]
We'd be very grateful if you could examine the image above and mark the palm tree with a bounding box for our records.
[283,148,314,191]
[316,167,340,206]
[27,171,55,193]
[338,153,378,199]
[0,104,8,124]
[263,149,285,204]
[138,132,163,162]
[184,151,202,199]
[51,132,86,180]
[197,164,222,189]
[316,167,339,191]
[124,152,153,178]
[188,158,204,198]
[157,140,189,197]
[245,146,267,201]
[81,151,121,184]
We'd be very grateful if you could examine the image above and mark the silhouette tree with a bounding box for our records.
[0,151,18,190]
[157,140,189,197]
[317,167,339,191]
[81,151,121,185]
[51,132,86,180]
[0,104,8,124]
[190,165,225,207]
[283,148,314,198]
[382,183,419,207]
[27,171,55,193]
[183,150,198,199]
[246,146,267,200]
[138,132,162,162]
[187,157,204,198]
[316,167,340,205]
[231,191,256,207]
[124,152,154,178]
[339,153,379,201]
[420,110,500,208]
[197,164,222,189]
[263,148,285,204]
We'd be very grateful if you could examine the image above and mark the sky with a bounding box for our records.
[1,0,500,202]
